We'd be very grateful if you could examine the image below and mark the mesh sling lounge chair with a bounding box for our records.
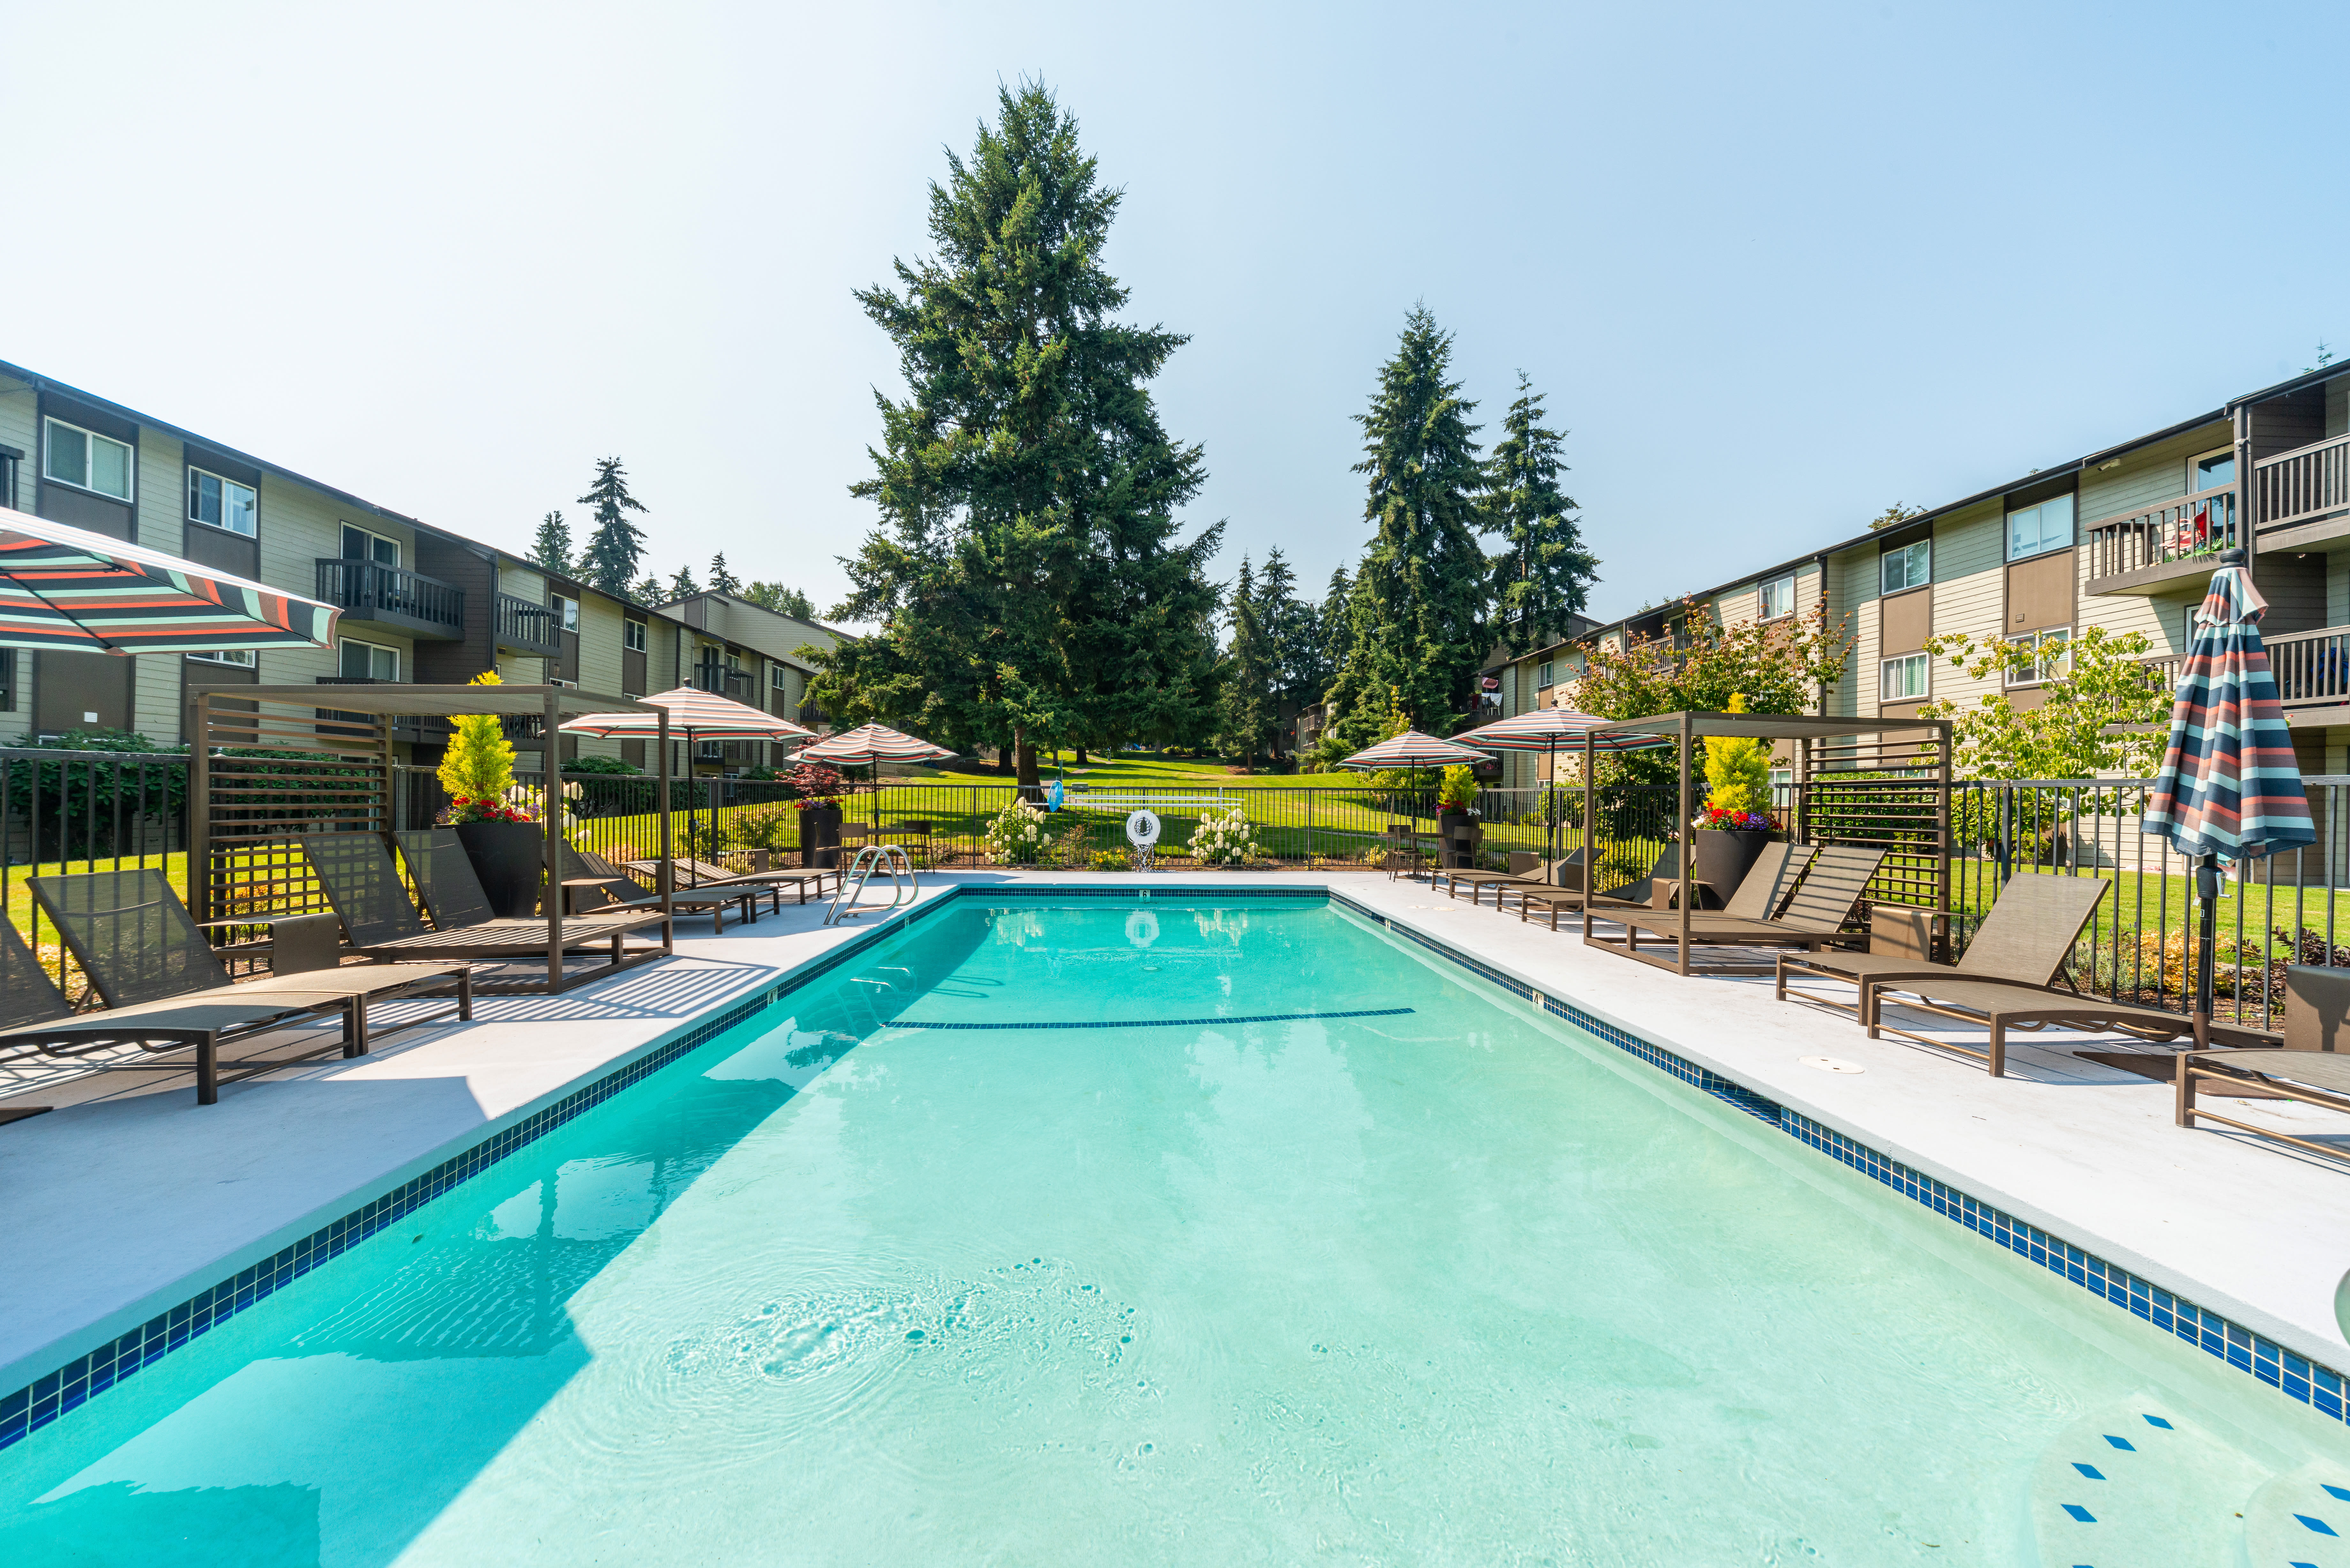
[1591,844,1883,970]
[16,870,471,1104]
[303,832,671,991]
[1512,845,1787,932]
[1775,873,2113,1022]
[562,845,765,929]
[1864,972,2276,1078]
[1434,851,1584,905]
[625,855,838,906]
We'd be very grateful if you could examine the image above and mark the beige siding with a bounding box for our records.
[1920,504,2002,713]
[2077,422,2229,525]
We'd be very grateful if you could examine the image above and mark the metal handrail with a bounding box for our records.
[823,843,917,926]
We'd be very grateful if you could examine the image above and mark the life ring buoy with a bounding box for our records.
[1125,809,1161,849]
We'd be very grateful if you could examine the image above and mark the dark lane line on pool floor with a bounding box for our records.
[888,1007,1417,1032]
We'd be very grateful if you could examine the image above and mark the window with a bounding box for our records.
[1757,574,1797,620]
[770,663,789,689]
[1880,652,1929,702]
[2006,494,2075,562]
[341,525,399,567]
[187,468,257,536]
[1879,541,1930,595]
[623,619,647,653]
[338,637,398,681]
[2194,450,2236,492]
[2006,628,2071,686]
[552,594,579,633]
[1536,660,1555,689]
[44,418,133,501]
[186,649,257,667]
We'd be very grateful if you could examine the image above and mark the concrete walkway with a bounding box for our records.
[3,868,2346,1406]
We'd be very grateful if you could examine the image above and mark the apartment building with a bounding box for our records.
[0,361,845,775]
[1479,361,2350,784]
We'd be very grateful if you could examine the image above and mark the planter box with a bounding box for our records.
[802,803,843,869]
[1692,828,1771,906]
[454,819,546,919]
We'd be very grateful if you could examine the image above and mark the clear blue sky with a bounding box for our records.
[3,1,2342,626]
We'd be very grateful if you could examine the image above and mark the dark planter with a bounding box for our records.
[802,803,843,869]
[1438,806,1478,869]
[1692,828,1771,906]
[454,819,546,919]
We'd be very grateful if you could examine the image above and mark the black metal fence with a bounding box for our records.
[0,747,2339,1029]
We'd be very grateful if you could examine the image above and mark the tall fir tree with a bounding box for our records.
[1323,307,1490,749]
[529,510,573,577]
[1486,371,1598,654]
[1252,547,1313,751]
[1215,556,1276,768]
[745,582,816,619]
[668,563,700,599]
[577,457,650,598]
[812,82,1221,787]
[708,553,740,594]
[629,575,664,605]
[1315,564,1356,701]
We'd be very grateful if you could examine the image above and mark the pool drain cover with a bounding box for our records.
[1800,1056,1865,1074]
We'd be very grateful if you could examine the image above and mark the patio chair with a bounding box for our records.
[1434,849,1582,904]
[304,832,671,986]
[625,855,838,905]
[1865,973,2275,1078]
[1523,842,1815,933]
[14,870,471,1104]
[1774,872,2111,1021]
[560,844,765,929]
[2174,970,2350,1161]
[1594,844,1880,967]
[1382,822,1428,881]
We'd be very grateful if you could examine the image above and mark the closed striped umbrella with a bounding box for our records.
[795,723,956,767]
[2142,559,2314,1041]
[559,685,815,743]
[1337,730,1492,770]
[0,504,338,653]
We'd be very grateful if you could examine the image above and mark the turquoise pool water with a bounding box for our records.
[3,897,2347,1565]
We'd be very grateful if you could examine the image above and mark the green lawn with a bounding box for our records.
[920,751,1347,790]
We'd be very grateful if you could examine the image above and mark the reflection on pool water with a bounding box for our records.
[3,898,2346,1565]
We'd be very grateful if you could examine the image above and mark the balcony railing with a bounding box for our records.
[2143,622,2350,712]
[314,558,465,636]
[2083,485,2239,587]
[495,593,562,657]
[2253,431,2350,534]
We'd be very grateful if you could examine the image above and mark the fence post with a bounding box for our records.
[1306,787,1315,868]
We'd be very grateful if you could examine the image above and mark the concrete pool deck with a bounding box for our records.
[3,868,2346,1420]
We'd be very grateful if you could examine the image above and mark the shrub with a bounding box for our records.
[1090,848,1129,871]
[985,799,1051,865]
[1188,805,1259,866]
[724,802,799,854]
[562,755,640,775]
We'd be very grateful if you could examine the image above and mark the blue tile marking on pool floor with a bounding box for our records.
[892,1007,1415,1032]
[7,879,2347,1452]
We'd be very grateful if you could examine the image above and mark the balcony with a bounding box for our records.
[315,559,465,640]
[2253,432,2350,550]
[2083,486,2240,597]
[495,593,562,658]
[2144,622,2350,725]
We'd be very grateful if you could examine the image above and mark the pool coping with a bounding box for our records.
[4,878,2344,1451]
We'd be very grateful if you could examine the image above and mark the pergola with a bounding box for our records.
[187,683,672,987]
[1580,711,1954,976]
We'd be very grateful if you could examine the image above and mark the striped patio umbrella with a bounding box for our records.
[1336,730,1493,770]
[794,722,956,768]
[0,504,338,653]
[1456,708,1668,858]
[562,686,816,858]
[2141,557,2315,1040]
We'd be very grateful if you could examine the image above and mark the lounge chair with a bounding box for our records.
[2176,1029,2350,1165]
[304,832,672,991]
[11,870,470,1104]
[1436,850,1584,905]
[626,855,838,905]
[562,845,765,929]
[1775,872,2112,1021]
[1587,842,1865,969]
[1865,974,2275,1078]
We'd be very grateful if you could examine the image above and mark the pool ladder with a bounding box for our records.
[823,845,918,926]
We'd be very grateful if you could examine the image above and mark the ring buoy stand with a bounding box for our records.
[1126,809,1161,867]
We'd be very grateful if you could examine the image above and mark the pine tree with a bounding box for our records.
[1215,556,1275,768]
[1323,307,1490,749]
[816,83,1221,787]
[745,582,816,619]
[708,553,739,594]
[668,564,700,599]
[1253,547,1313,752]
[1486,372,1598,654]
[630,575,664,605]
[1315,564,1355,699]
[529,510,573,577]
[577,457,650,598]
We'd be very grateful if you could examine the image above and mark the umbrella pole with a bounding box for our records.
[2195,852,2219,1049]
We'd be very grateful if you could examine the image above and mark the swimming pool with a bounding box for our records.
[3,895,2346,1564]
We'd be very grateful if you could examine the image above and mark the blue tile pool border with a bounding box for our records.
[4,879,2340,1451]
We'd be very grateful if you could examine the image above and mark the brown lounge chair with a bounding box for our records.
[561,845,766,929]
[304,832,671,991]
[6,870,470,1105]
[2175,968,2350,1161]
[1775,872,2113,1021]
[1519,842,1811,932]
[627,855,839,906]
[1591,843,1875,969]
[1437,851,1584,906]
[1865,972,2276,1078]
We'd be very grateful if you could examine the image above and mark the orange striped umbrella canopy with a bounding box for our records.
[0,504,339,653]
[558,685,815,742]
[794,722,956,765]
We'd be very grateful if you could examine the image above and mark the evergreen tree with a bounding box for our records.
[668,563,700,599]
[1215,556,1276,768]
[745,581,816,619]
[1253,547,1314,751]
[1323,307,1490,749]
[529,510,573,578]
[708,553,740,594]
[577,457,650,598]
[1315,564,1355,700]
[1485,372,1597,653]
[814,83,1221,787]
[630,575,664,605]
